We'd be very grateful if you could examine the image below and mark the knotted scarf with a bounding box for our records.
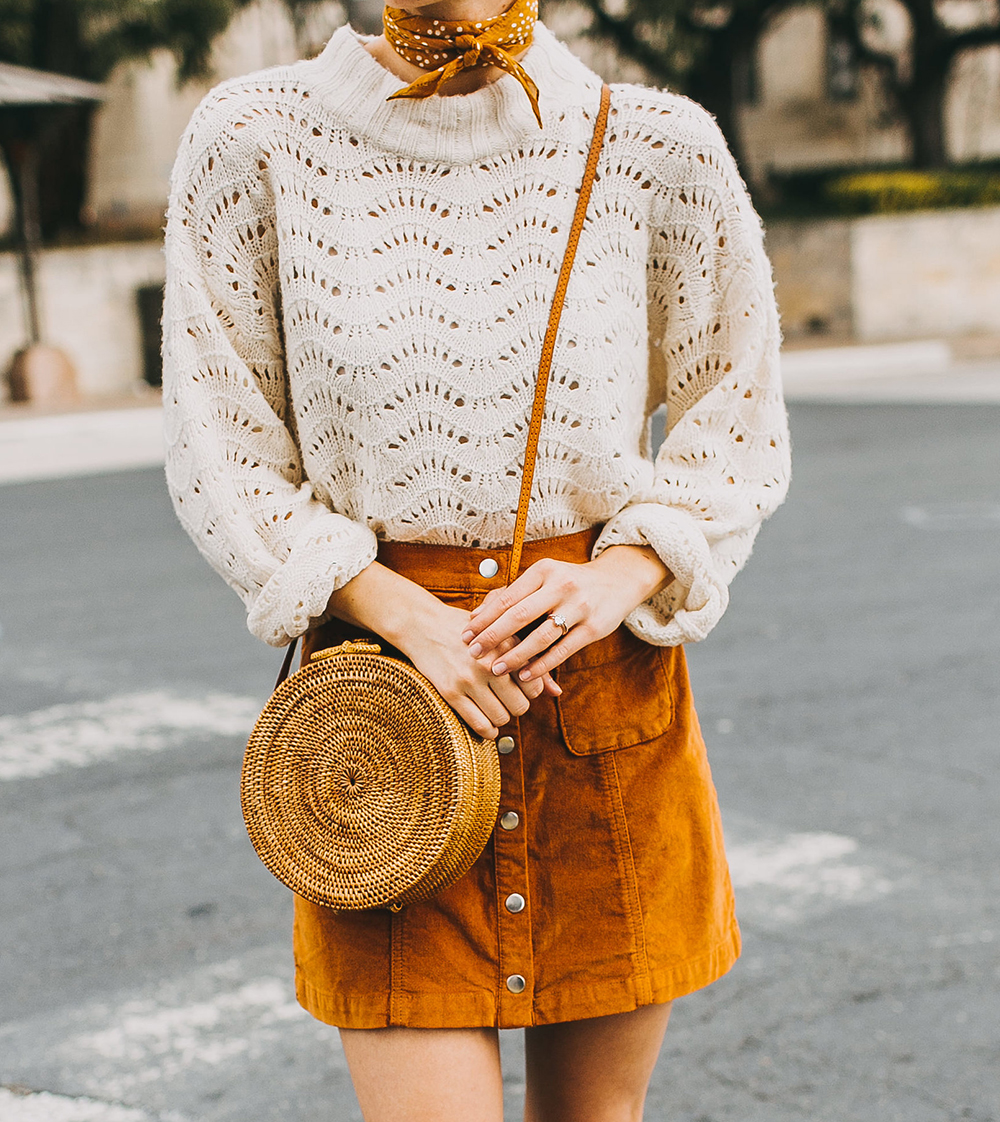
[383,0,542,127]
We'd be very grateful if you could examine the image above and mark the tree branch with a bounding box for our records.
[835,0,905,90]
[947,23,1000,55]
[574,0,678,84]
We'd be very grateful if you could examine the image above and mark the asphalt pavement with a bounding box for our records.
[0,402,998,1121]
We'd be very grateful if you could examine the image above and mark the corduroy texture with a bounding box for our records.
[293,528,740,1029]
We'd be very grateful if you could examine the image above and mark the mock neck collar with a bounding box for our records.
[298,21,603,162]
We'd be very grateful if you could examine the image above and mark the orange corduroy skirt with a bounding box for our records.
[293,527,740,1029]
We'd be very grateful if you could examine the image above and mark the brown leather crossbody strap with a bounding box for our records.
[507,82,611,584]
[275,84,611,688]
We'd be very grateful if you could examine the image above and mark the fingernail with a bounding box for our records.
[492,661,507,676]
[461,630,474,642]
[552,683,563,695]
[469,642,482,658]
[519,668,532,681]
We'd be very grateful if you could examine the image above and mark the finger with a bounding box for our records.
[516,628,592,681]
[469,564,546,619]
[471,686,515,730]
[450,696,499,740]
[463,567,547,638]
[486,642,559,697]
[473,637,543,695]
[466,633,523,680]
[488,615,569,676]
[466,588,562,657]
[515,674,545,701]
[489,675,532,718]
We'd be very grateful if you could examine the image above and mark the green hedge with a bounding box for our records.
[824,169,1000,214]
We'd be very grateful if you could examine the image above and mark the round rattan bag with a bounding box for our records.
[241,640,501,911]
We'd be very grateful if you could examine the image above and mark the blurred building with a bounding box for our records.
[738,2,1000,182]
[0,0,348,237]
[0,1,348,400]
[554,1,1000,182]
[3,0,1000,237]
[1,0,999,399]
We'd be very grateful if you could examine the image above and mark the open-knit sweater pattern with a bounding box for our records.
[163,21,790,648]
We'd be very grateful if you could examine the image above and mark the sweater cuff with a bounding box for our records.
[594,503,729,646]
[246,513,378,646]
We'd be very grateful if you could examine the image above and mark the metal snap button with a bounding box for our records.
[505,892,526,914]
[506,973,526,994]
[497,735,515,755]
[478,557,499,579]
[500,811,519,830]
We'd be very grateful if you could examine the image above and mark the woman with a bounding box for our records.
[163,0,790,1117]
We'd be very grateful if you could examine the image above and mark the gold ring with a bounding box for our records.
[549,613,570,636]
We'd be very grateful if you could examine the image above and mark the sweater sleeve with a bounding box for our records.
[162,91,377,647]
[593,101,790,646]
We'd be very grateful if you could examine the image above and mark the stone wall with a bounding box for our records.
[0,243,165,400]
[768,205,1000,345]
[765,218,853,340]
[850,207,1000,342]
[3,205,998,401]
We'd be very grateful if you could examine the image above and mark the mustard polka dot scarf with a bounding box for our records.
[383,0,542,127]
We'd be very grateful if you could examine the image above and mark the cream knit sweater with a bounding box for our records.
[163,22,790,648]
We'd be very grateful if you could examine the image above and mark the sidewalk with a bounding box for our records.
[780,338,1000,401]
[2,341,999,486]
[0,392,164,486]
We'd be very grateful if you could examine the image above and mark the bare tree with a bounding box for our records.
[563,0,790,168]
[838,0,1000,166]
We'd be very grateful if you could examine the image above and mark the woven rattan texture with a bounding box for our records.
[242,644,501,910]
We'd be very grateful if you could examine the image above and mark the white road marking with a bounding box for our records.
[0,826,897,1112]
[901,502,1000,530]
[728,830,894,924]
[0,407,164,486]
[72,976,306,1098]
[0,950,337,1113]
[0,692,260,781]
[0,1088,158,1121]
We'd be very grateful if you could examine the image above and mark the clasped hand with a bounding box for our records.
[329,545,669,741]
[460,544,670,703]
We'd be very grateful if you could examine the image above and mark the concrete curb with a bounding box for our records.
[2,342,999,486]
[781,340,1000,401]
[0,406,164,486]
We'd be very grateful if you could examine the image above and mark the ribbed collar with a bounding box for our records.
[298,21,603,162]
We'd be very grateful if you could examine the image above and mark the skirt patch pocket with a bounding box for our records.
[554,627,675,755]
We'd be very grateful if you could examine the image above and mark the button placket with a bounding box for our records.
[493,719,533,1027]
